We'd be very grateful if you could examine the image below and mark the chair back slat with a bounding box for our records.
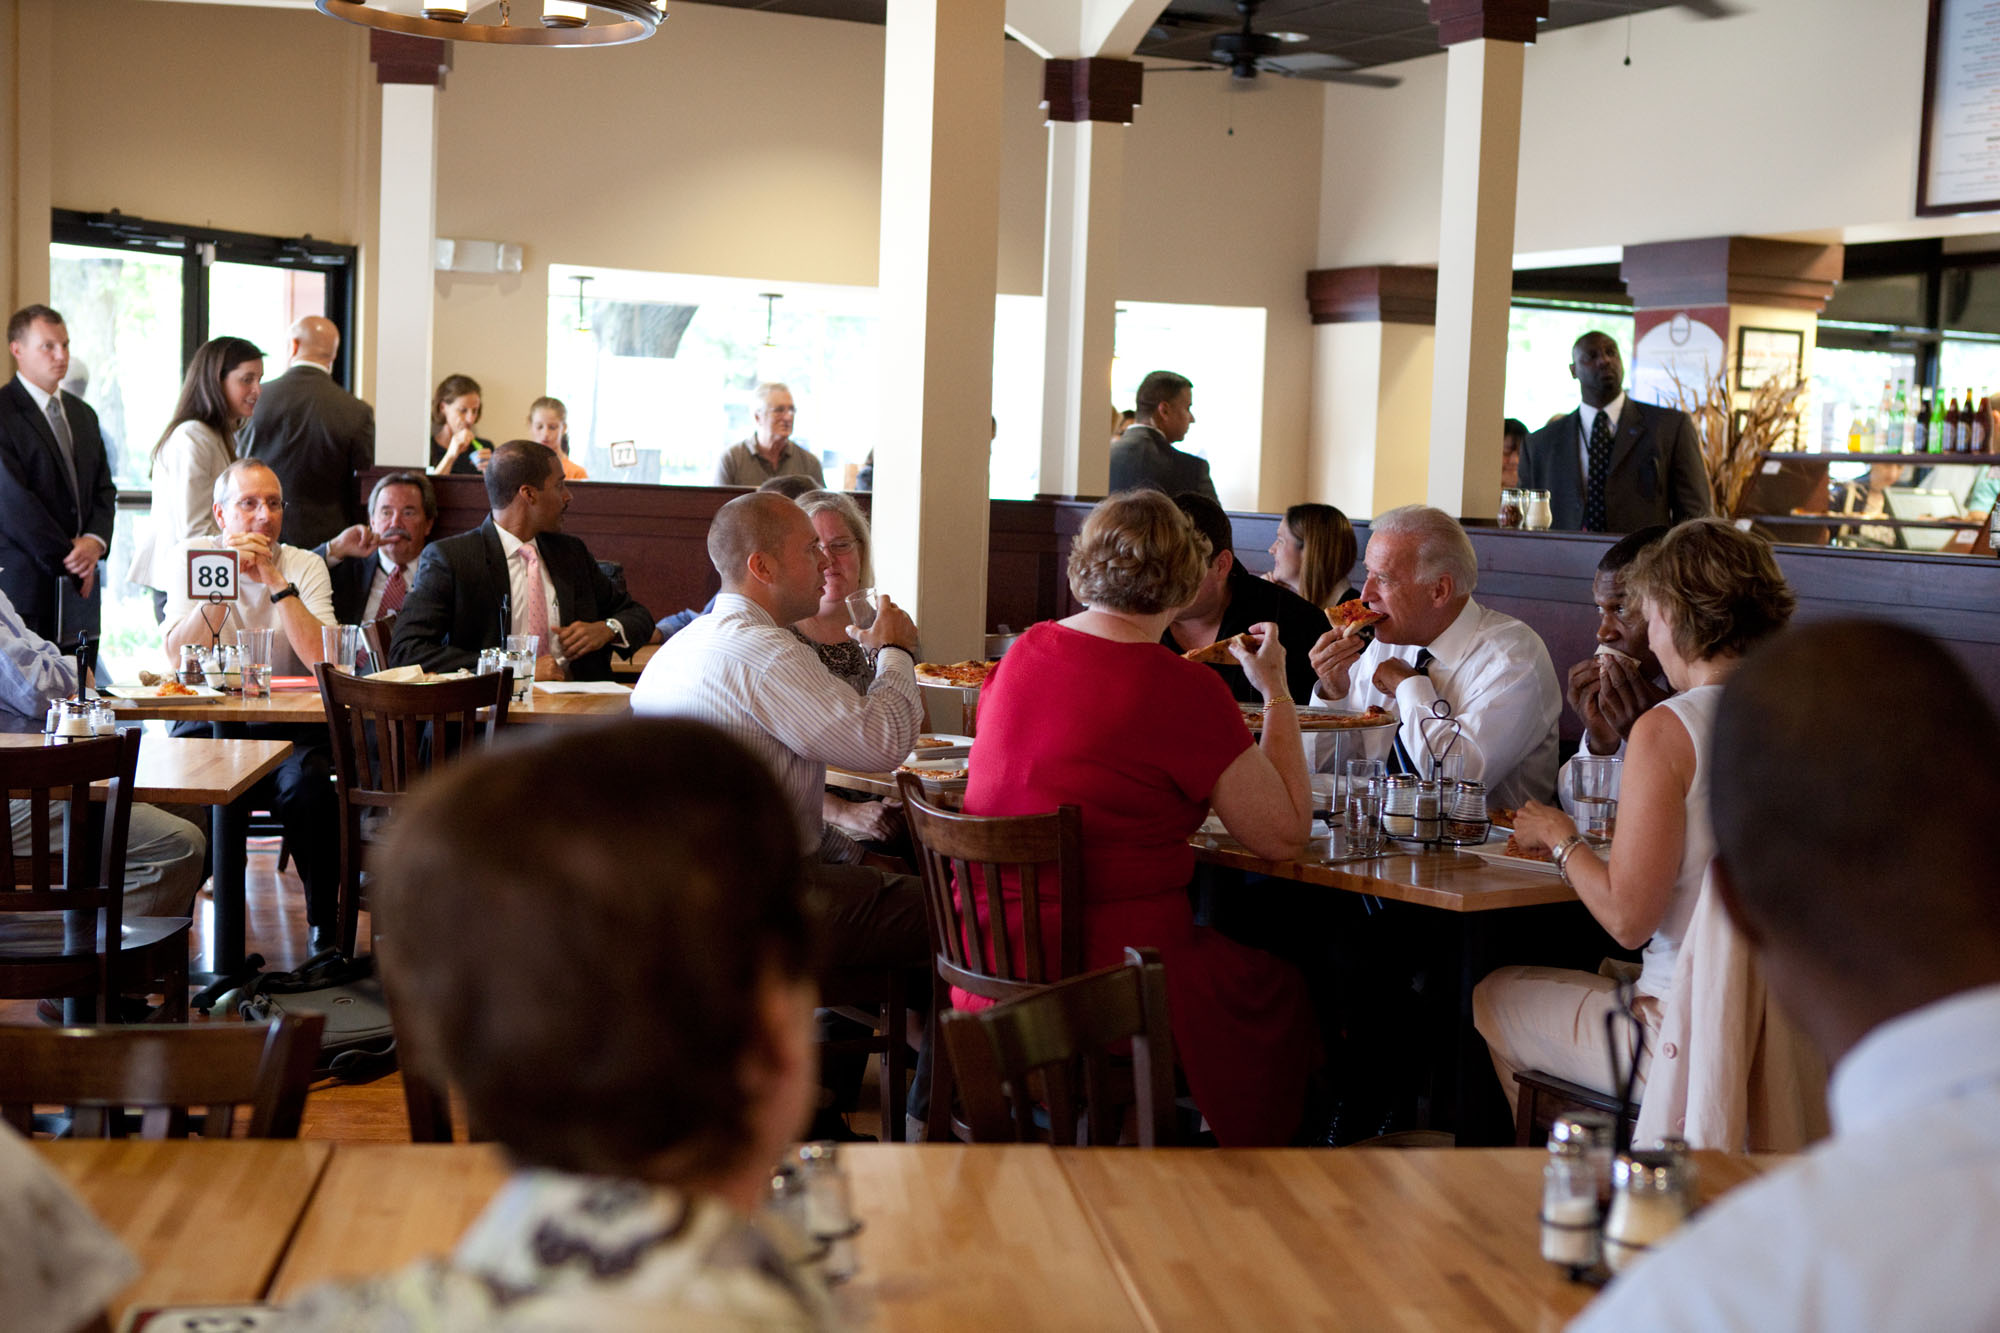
[0,734,144,1017]
[940,947,1176,1147]
[0,1017,324,1140]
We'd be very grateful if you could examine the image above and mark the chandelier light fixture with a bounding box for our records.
[315,0,666,47]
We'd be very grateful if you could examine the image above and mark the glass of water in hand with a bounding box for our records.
[1572,754,1622,848]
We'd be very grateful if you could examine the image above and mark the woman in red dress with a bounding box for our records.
[963,490,1319,1145]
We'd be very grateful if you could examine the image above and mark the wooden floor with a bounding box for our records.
[3,841,889,1143]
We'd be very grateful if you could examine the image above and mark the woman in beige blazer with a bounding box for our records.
[129,336,264,617]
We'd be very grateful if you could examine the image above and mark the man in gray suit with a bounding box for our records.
[1520,331,1711,533]
[242,315,375,552]
[1109,369,1218,502]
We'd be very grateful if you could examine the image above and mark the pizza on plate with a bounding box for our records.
[1183,632,1255,666]
[914,660,997,688]
[1314,704,1393,729]
[1503,832,1553,863]
[1325,602,1388,637]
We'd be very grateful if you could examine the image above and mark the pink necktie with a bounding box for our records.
[517,543,550,653]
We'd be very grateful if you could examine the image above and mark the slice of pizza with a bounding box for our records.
[1183,632,1256,665]
[1325,601,1388,638]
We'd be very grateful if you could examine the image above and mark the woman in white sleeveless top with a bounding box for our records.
[1474,520,1795,1112]
[127,336,264,618]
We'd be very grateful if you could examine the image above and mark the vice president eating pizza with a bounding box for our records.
[1304,504,1560,811]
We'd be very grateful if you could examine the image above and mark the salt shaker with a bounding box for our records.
[90,702,118,737]
[795,1141,860,1283]
[1550,1110,1617,1204]
[1647,1135,1698,1213]
[1381,775,1417,838]
[1540,1132,1602,1272]
[1413,778,1443,842]
[1603,1150,1691,1274]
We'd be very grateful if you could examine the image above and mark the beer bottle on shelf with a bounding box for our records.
[1946,393,1963,453]
[1931,389,1948,452]
[1911,387,1932,453]
[1893,381,1910,452]
[1972,389,1989,454]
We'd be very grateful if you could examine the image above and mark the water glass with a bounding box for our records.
[1434,750,1465,785]
[1345,759,1385,855]
[503,634,538,702]
[321,624,364,674]
[235,629,274,698]
[1573,754,1622,847]
[845,587,879,631]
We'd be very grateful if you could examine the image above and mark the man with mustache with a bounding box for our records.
[315,471,435,626]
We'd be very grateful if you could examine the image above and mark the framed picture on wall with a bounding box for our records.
[1918,0,2000,215]
[1736,327,1803,391]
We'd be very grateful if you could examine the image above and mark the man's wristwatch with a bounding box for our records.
[270,583,300,604]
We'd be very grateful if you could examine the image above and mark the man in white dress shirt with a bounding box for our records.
[632,491,928,966]
[1572,619,2000,1332]
[1307,504,1559,810]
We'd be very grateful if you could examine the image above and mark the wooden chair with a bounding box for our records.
[1512,1069,1638,1147]
[898,774,1084,1141]
[1,732,191,1023]
[940,946,1176,1147]
[316,663,511,1143]
[0,1016,324,1139]
[315,662,512,959]
[819,966,911,1143]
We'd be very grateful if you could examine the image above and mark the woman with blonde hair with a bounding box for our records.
[962,489,1319,1145]
[527,395,588,480]
[128,336,264,617]
[1475,518,1796,1112]
[1266,502,1358,607]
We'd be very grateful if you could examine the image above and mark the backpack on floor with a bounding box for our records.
[237,950,398,1083]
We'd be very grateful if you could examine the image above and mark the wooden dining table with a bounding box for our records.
[0,733,294,977]
[103,680,635,727]
[36,1139,1781,1330]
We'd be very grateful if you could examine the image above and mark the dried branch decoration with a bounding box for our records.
[1664,364,1810,517]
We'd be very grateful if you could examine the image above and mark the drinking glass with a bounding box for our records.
[1345,759,1386,855]
[503,634,538,702]
[1434,750,1465,785]
[321,624,364,674]
[1572,754,1622,848]
[235,629,274,698]
[845,587,879,631]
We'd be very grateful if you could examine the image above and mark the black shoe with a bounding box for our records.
[807,1106,876,1143]
[308,926,341,956]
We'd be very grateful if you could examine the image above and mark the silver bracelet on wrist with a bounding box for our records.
[1550,833,1588,886]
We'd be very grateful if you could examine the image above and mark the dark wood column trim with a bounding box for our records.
[1307,266,1438,325]
[1428,0,1550,45]
[1621,237,1844,312]
[1042,58,1144,124]
[371,32,452,88]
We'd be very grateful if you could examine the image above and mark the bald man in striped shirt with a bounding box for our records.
[632,492,929,973]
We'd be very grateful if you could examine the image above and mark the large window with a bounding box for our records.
[548,266,1271,505]
[1504,304,1636,431]
[47,211,355,683]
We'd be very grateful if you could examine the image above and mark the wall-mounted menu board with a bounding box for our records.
[1920,0,2000,215]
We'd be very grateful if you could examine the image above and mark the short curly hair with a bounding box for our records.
[1067,489,1211,615]
[1622,518,1795,664]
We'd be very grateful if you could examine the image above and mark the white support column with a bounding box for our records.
[1426,37,1524,517]
[374,82,438,470]
[874,0,1005,661]
[1039,118,1123,498]
[1,0,54,317]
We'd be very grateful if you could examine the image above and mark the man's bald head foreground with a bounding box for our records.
[1712,618,2000,1066]
[289,315,339,367]
[708,491,809,589]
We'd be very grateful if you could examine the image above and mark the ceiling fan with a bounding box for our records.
[1147,1,1403,90]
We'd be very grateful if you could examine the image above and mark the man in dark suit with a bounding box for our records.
[1520,331,1712,533]
[242,315,375,552]
[390,440,650,681]
[1109,369,1218,502]
[1164,492,1330,705]
[0,305,117,641]
[313,470,435,626]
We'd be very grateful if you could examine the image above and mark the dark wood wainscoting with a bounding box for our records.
[368,473,2000,730]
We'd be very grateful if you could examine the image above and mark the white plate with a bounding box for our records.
[906,733,972,762]
[898,756,970,791]
[1458,841,1564,877]
[101,684,226,700]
